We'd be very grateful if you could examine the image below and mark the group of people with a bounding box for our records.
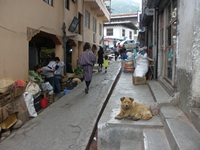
[78,42,109,94]
[33,42,108,96]
[113,43,127,61]
[34,57,65,96]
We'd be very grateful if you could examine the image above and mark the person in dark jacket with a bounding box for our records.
[97,46,104,72]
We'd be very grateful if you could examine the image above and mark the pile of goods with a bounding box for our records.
[124,60,134,73]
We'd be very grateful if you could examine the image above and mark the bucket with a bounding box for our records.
[64,89,70,95]
[40,98,48,108]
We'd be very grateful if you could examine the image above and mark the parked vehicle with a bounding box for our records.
[120,40,136,50]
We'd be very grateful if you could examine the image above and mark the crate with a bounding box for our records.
[34,95,41,112]
[132,76,146,85]
[14,87,26,97]
[0,90,14,107]
[48,93,55,104]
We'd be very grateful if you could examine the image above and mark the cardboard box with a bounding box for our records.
[132,76,146,85]
[14,87,26,97]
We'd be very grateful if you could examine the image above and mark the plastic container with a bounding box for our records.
[40,98,48,108]
[64,89,70,95]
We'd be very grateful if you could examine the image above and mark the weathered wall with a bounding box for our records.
[0,0,64,80]
[177,0,200,115]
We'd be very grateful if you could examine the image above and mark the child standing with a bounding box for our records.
[103,55,109,73]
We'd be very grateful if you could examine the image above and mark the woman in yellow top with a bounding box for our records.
[103,55,109,73]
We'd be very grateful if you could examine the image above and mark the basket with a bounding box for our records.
[0,78,14,93]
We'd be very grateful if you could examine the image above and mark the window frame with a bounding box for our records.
[99,23,102,36]
[106,28,113,36]
[85,10,90,29]
[164,0,177,85]
[122,29,125,37]
[93,17,97,33]
[65,0,69,10]
[43,0,53,6]
[129,31,132,39]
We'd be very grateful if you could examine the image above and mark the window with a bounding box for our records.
[165,0,177,81]
[85,10,90,29]
[93,17,97,33]
[99,23,102,36]
[134,30,137,34]
[78,12,82,35]
[65,0,69,10]
[122,29,125,37]
[43,0,53,6]
[106,28,113,36]
[129,31,132,39]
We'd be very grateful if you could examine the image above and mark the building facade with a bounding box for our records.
[103,14,138,46]
[141,0,200,129]
[0,0,110,80]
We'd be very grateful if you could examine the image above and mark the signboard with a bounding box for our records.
[68,17,79,32]
[144,7,155,16]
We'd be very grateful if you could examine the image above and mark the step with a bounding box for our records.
[147,80,171,106]
[120,140,141,150]
[164,119,200,150]
[160,106,188,123]
[143,129,171,150]
[191,108,200,132]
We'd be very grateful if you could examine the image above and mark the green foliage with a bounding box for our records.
[28,70,43,84]
[74,67,83,75]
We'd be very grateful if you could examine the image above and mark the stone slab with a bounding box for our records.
[160,106,188,123]
[143,128,171,150]
[147,80,171,105]
[120,140,141,150]
[164,119,200,150]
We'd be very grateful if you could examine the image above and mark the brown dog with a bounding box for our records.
[115,97,152,120]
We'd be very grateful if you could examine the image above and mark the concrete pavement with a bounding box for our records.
[1,58,200,150]
[0,60,121,150]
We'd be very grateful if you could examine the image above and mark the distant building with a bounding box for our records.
[103,14,138,47]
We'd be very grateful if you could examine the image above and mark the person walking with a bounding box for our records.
[113,45,119,61]
[97,46,104,72]
[103,55,109,73]
[78,42,96,94]
[54,57,65,95]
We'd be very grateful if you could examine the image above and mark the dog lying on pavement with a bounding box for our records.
[115,97,152,120]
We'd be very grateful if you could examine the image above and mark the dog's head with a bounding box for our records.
[120,97,134,109]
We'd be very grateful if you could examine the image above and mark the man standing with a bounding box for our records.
[54,57,65,95]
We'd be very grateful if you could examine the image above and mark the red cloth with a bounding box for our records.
[15,80,26,87]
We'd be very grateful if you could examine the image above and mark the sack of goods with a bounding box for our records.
[124,60,134,73]
[133,53,149,77]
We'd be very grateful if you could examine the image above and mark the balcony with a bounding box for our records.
[84,0,110,22]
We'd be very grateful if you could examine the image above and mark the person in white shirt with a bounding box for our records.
[54,57,65,95]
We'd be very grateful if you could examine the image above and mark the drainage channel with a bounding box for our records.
[86,68,122,150]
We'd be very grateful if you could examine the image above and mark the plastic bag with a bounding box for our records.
[23,92,37,117]
[133,53,149,77]
[25,81,41,95]
[41,82,53,92]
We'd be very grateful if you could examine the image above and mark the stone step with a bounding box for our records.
[120,140,141,150]
[160,106,200,149]
[191,108,200,132]
[159,106,188,123]
[142,128,171,150]
[164,119,200,150]
[147,80,172,106]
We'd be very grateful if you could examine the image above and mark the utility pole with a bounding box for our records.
[62,22,67,75]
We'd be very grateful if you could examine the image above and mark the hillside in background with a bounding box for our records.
[106,0,140,14]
